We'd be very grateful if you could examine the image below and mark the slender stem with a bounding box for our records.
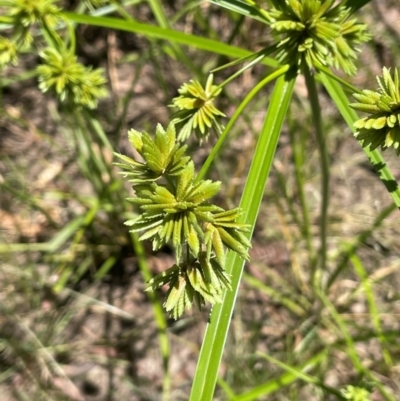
[288,112,315,268]
[243,0,271,21]
[210,53,266,97]
[303,67,329,285]
[65,20,76,53]
[196,65,290,183]
[315,64,361,95]
[210,46,278,97]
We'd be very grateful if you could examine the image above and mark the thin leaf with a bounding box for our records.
[63,12,278,67]
[189,68,297,401]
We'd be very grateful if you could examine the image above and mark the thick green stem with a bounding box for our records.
[303,68,329,284]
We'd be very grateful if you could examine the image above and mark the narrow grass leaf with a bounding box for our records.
[189,68,297,401]
[228,350,327,401]
[63,12,278,67]
[209,0,270,24]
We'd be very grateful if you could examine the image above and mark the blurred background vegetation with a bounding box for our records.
[1,0,400,400]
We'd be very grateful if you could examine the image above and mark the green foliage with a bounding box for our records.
[115,122,250,318]
[351,67,400,154]
[171,74,226,142]
[266,0,371,75]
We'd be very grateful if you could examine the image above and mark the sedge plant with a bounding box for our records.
[1,0,400,400]
[109,1,400,400]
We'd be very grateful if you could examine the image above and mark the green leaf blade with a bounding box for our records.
[189,68,297,401]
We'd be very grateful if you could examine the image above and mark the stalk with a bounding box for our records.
[303,67,330,286]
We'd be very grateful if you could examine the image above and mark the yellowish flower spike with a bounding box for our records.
[171,74,225,142]
[350,67,400,155]
[37,47,107,109]
[267,0,370,75]
[116,123,251,319]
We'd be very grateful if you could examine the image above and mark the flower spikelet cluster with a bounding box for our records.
[341,385,372,401]
[2,0,62,54]
[266,0,370,75]
[6,0,61,29]
[171,74,225,143]
[350,67,400,154]
[37,47,108,109]
[115,123,251,319]
[0,36,18,68]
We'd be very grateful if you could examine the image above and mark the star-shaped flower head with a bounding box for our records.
[171,74,225,142]
[125,161,223,261]
[6,0,61,28]
[145,253,231,319]
[350,67,400,154]
[115,123,191,183]
[341,385,372,401]
[37,47,108,109]
[266,0,370,75]
[4,0,61,47]
[116,123,251,319]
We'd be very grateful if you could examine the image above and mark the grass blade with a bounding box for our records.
[62,12,278,67]
[209,0,270,23]
[343,0,373,13]
[350,253,393,367]
[147,0,200,76]
[230,350,328,401]
[197,65,290,182]
[189,67,297,401]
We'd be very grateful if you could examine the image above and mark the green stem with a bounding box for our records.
[315,65,361,95]
[288,114,314,266]
[210,53,266,97]
[196,65,290,183]
[303,67,329,283]
[189,68,297,401]
[210,46,278,97]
